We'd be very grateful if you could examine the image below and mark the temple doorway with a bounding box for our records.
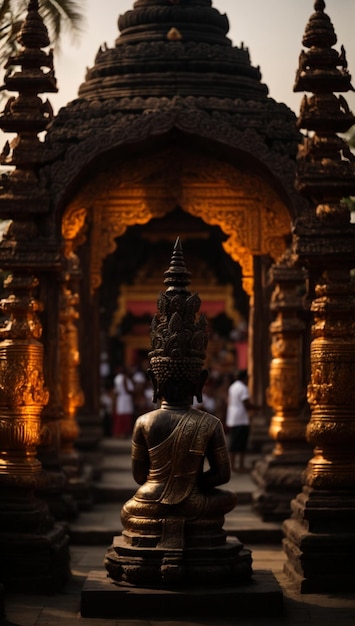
[100,209,249,374]
[61,144,292,439]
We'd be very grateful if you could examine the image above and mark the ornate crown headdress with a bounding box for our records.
[149,237,208,399]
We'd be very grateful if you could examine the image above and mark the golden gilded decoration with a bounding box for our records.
[266,262,308,446]
[59,284,83,453]
[167,27,183,41]
[63,149,291,297]
[305,273,355,488]
[0,274,49,476]
[59,207,87,455]
[62,205,87,244]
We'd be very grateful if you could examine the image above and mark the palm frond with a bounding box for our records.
[0,0,12,22]
[0,0,85,70]
[39,0,86,43]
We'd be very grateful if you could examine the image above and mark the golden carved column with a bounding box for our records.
[59,285,83,457]
[282,1,355,592]
[305,268,355,492]
[283,266,355,591]
[0,1,70,591]
[59,210,92,510]
[252,257,312,520]
[0,272,69,591]
[0,274,49,477]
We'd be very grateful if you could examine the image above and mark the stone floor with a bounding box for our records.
[2,439,355,626]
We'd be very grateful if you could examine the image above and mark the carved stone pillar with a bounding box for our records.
[248,256,273,451]
[61,207,103,476]
[0,273,69,591]
[0,1,71,589]
[282,0,355,592]
[59,285,83,458]
[283,267,355,591]
[252,257,312,520]
[36,273,78,521]
[59,216,93,510]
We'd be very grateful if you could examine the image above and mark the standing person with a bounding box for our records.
[226,369,255,473]
[113,365,134,438]
[100,379,114,437]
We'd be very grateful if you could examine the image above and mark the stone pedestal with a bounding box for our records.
[105,533,252,587]
[60,449,94,512]
[0,524,70,593]
[0,481,70,593]
[283,487,355,593]
[252,449,311,521]
[81,568,283,619]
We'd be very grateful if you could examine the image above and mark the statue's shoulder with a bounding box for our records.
[192,408,220,427]
[135,408,165,426]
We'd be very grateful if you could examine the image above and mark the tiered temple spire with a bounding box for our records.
[0,0,70,592]
[282,0,355,592]
[0,0,57,206]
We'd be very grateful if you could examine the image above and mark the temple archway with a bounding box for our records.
[63,147,291,297]
[61,146,292,432]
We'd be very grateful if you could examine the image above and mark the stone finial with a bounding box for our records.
[18,0,50,50]
[163,236,191,294]
[0,0,57,214]
[294,0,355,215]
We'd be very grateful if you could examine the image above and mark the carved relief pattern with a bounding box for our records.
[266,262,308,445]
[62,205,88,245]
[60,214,86,455]
[305,274,355,489]
[0,348,48,406]
[59,285,83,453]
[0,274,49,477]
[0,417,41,454]
[63,150,291,297]
[46,99,305,226]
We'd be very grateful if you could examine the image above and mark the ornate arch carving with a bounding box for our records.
[63,149,291,296]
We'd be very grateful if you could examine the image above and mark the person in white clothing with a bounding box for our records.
[226,369,255,473]
[113,365,134,437]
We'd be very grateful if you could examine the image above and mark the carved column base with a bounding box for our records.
[75,411,105,480]
[0,524,70,593]
[37,420,79,521]
[249,414,272,452]
[60,450,94,512]
[0,477,70,593]
[251,449,311,521]
[282,486,355,593]
[0,485,52,533]
[36,470,79,521]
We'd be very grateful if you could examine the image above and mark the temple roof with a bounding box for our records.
[77,0,268,101]
[43,0,301,215]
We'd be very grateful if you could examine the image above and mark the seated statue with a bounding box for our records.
[105,238,252,586]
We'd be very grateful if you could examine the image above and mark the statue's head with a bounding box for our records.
[148,237,208,404]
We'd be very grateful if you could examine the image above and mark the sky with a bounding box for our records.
[49,0,355,117]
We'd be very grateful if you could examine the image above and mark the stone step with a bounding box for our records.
[68,503,283,547]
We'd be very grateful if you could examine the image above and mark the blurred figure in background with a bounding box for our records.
[112,365,134,438]
[100,378,114,436]
[226,369,256,473]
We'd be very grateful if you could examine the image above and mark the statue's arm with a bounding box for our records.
[200,424,231,490]
[131,421,150,485]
